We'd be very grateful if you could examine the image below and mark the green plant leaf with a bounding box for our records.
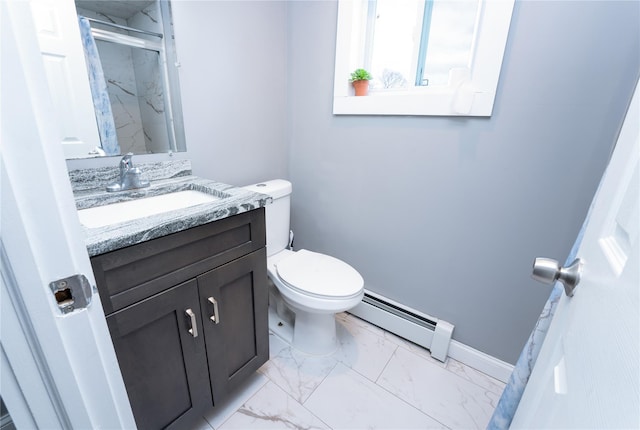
[350,68,372,82]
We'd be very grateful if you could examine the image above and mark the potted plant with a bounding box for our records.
[350,68,372,96]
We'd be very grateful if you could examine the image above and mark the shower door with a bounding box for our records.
[511,83,639,427]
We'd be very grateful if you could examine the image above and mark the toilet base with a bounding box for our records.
[267,303,339,356]
[292,310,338,355]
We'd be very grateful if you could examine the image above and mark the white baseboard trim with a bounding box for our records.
[447,339,514,383]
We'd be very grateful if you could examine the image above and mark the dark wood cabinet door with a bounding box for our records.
[106,280,212,430]
[197,248,269,405]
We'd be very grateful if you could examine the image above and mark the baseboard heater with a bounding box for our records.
[348,290,454,362]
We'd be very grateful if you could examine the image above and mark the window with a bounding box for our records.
[333,0,515,116]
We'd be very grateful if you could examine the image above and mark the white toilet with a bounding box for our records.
[244,179,364,355]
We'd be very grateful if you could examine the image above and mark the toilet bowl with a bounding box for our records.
[243,180,365,355]
[268,249,364,354]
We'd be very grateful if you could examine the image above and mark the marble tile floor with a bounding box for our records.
[191,311,506,430]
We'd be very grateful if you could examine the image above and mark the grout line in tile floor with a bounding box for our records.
[194,311,505,430]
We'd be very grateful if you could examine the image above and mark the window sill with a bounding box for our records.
[332,88,496,116]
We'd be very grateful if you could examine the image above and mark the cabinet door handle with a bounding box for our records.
[207,297,220,324]
[185,308,198,337]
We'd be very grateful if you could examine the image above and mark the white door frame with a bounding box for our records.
[0,2,135,428]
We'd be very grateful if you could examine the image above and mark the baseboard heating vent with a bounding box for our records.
[349,290,454,362]
[361,293,438,331]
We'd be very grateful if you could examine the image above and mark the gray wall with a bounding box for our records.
[285,0,639,363]
[147,1,637,364]
[171,0,288,186]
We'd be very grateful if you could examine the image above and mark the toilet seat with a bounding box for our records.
[275,249,364,300]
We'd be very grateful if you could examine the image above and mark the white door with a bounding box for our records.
[0,2,135,428]
[511,82,639,428]
[29,0,101,159]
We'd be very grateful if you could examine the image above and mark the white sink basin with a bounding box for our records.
[78,190,221,228]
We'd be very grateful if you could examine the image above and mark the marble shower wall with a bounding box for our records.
[94,38,146,154]
[76,4,170,155]
[128,4,170,154]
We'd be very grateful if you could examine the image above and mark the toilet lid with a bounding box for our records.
[275,249,364,298]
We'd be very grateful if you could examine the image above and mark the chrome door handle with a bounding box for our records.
[208,297,220,324]
[185,308,198,337]
[532,257,583,297]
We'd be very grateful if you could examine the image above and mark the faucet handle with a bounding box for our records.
[121,153,134,167]
[107,153,149,192]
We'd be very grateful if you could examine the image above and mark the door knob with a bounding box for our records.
[532,257,583,297]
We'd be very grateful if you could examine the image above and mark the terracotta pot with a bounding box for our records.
[352,80,369,96]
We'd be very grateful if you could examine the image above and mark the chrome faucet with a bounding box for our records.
[106,153,150,192]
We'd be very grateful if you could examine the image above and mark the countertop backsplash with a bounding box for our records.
[68,159,192,193]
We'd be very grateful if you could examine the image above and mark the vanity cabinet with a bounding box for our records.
[91,209,269,430]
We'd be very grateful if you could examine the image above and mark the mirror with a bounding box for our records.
[73,0,185,158]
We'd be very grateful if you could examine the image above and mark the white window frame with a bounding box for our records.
[333,0,515,116]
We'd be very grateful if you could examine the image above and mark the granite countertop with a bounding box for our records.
[71,161,271,256]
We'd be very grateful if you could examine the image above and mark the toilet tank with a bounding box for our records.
[243,179,292,257]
